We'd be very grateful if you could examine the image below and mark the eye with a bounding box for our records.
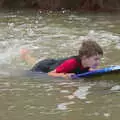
[95,58,100,61]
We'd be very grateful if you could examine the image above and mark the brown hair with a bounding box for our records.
[78,40,103,58]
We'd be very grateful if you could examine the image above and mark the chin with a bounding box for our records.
[88,64,97,68]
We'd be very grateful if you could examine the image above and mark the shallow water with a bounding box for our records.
[0,10,120,120]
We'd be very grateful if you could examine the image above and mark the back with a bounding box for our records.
[31,56,77,73]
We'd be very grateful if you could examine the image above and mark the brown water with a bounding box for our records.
[0,10,120,120]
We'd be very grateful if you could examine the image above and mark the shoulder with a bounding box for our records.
[64,58,77,64]
[55,58,77,73]
[61,58,78,69]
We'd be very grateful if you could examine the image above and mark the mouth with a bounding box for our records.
[91,64,98,68]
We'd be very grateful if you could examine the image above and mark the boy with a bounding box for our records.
[20,40,103,79]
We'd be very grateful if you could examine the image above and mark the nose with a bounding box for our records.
[93,60,100,68]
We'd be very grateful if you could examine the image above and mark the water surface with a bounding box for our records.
[0,10,120,120]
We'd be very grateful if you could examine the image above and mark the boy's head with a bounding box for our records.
[79,40,103,68]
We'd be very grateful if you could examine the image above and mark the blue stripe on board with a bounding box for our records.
[71,65,120,79]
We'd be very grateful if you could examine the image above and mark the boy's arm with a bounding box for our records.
[48,70,74,79]
[48,59,76,79]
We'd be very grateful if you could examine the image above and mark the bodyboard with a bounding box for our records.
[71,65,120,79]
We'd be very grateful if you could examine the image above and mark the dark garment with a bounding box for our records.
[31,57,71,72]
[31,56,89,74]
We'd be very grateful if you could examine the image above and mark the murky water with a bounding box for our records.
[0,10,120,120]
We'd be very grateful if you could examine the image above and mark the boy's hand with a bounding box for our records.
[63,73,75,79]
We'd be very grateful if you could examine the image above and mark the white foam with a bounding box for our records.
[110,85,120,91]
[65,95,75,100]
[73,86,91,99]
[57,103,67,110]
[85,101,93,104]
[57,101,75,110]
[60,90,70,93]
[104,113,110,117]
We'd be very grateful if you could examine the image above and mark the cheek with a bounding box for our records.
[87,59,96,66]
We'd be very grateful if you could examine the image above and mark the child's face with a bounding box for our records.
[83,55,101,68]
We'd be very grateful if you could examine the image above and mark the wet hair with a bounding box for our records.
[78,40,103,58]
